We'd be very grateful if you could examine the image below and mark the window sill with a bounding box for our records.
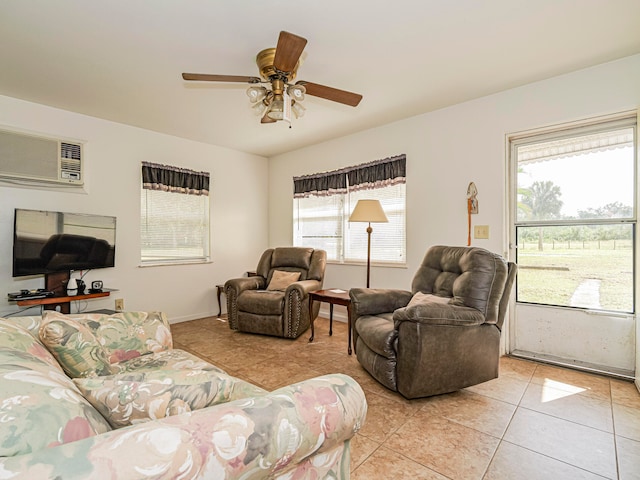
[326,260,407,269]
[138,259,212,268]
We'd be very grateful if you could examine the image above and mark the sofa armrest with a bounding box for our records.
[0,374,367,480]
[393,303,485,327]
[350,288,413,317]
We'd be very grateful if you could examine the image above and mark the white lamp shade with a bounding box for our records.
[349,199,388,223]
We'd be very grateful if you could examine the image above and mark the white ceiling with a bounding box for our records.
[1,1,639,158]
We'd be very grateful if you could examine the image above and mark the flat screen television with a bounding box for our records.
[12,208,116,278]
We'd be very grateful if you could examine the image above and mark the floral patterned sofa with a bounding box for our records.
[0,311,367,479]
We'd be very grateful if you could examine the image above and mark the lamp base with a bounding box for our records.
[366,224,372,288]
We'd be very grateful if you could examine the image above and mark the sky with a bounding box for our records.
[518,147,634,218]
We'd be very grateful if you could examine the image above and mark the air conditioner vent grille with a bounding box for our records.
[61,142,81,160]
[61,158,81,172]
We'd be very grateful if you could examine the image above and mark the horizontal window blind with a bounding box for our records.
[293,155,406,265]
[294,194,344,261]
[345,184,406,263]
[141,190,210,263]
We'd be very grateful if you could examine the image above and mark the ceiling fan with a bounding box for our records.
[182,31,363,124]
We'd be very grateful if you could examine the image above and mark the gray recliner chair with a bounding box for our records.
[225,247,327,339]
[350,245,517,399]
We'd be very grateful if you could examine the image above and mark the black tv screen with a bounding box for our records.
[13,209,116,277]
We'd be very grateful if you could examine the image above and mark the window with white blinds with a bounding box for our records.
[293,155,406,265]
[140,162,210,265]
[293,193,345,260]
[344,183,406,264]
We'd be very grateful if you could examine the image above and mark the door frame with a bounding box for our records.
[504,111,638,379]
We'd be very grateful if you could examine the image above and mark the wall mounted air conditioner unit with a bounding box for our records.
[0,128,83,185]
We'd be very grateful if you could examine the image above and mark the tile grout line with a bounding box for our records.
[479,364,534,480]
[609,379,621,480]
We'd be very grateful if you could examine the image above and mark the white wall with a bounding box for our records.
[268,55,640,341]
[0,95,269,323]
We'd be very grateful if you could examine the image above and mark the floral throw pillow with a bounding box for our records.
[39,313,115,378]
[41,311,172,366]
[74,311,173,363]
[74,369,267,428]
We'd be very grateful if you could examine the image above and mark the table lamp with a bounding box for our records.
[349,199,388,288]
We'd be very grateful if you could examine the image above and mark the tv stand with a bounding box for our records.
[12,272,113,314]
[16,290,112,314]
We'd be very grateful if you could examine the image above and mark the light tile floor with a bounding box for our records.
[171,316,640,480]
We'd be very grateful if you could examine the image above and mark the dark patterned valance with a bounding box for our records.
[293,170,348,198]
[142,162,210,196]
[293,154,406,199]
[347,154,406,192]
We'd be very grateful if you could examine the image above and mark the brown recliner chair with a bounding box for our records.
[225,247,327,339]
[350,245,517,399]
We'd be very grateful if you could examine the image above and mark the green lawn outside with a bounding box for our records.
[516,241,633,312]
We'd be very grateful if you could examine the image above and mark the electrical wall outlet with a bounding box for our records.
[474,225,490,239]
[114,298,124,311]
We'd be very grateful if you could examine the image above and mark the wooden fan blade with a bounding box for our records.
[182,73,260,83]
[273,31,307,73]
[297,81,363,107]
[261,113,277,124]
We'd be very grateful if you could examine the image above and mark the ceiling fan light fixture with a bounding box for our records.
[291,101,306,118]
[246,86,267,103]
[252,99,269,117]
[287,84,306,102]
[266,95,285,120]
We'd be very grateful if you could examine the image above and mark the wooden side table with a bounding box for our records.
[308,289,352,355]
[216,285,224,317]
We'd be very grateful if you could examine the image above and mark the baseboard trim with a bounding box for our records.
[319,305,348,323]
[510,349,635,381]
[168,312,216,324]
